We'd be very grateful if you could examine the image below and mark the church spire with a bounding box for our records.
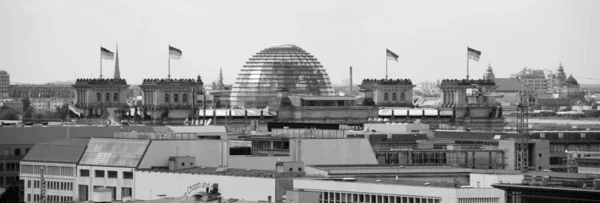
[114,43,121,79]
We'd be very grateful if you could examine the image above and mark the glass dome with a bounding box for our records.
[230,44,335,108]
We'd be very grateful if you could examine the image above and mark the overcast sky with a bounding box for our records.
[1,0,598,85]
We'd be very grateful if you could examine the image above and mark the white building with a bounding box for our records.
[288,170,524,203]
[75,138,150,201]
[30,98,74,112]
[20,138,89,203]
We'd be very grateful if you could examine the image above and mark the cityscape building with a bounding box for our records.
[139,77,203,123]
[0,70,9,98]
[230,44,335,108]
[8,84,75,99]
[72,78,129,119]
[358,79,414,107]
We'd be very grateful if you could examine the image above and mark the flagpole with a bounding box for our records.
[100,46,103,79]
[466,46,469,80]
[168,44,171,79]
[385,48,388,80]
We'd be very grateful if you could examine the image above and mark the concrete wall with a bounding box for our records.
[228,156,292,171]
[294,139,378,165]
[469,173,524,188]
[138,140,227,169]
[134,171,276,202]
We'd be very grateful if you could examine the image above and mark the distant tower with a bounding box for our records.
[218,67,223,86]
[556,63,566,82]
[114,44,121,79]
[483,63,495,81]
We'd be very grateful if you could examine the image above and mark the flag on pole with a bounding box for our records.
[467,47,481,62]
[101,47,114,60]
[386,49,399,62]
[169,46,182,59]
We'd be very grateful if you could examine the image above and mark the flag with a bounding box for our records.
[101,47,114,60]
[386,49,399,62]
[468,47,481,62]
[169,46,182,59]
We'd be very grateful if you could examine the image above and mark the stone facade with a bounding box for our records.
[139,77,203,122]
[359,79,414,107]
[72,78,129,117]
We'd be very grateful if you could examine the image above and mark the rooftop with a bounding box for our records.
[79,138,150,167]
[439,79,495,86]
[304,177,466,188]
[22,138,90,163]
[74,78,128,86]
[360,78,413,85]
[137,167,278,178]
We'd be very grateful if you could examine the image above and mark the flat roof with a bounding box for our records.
[301,96,356,101]
[492,183,600,194]
[301,177,464,188]
[137,167,278,178]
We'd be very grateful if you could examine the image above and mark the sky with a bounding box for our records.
[1,0,599,85]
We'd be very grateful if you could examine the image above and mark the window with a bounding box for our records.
[105,92,110,102]
[14,149,21,156]
[400,92,405,101]
[123,171,133,179]
[80,169,89,177]
[94,170,105,178]
[27,180,31,188]
[108,171,118,178]
[384,92,389,101]
[174,93,179,103]
[298,167,302,171]
[181,162,185,166]
[122,187,132,197]
[97,92,102,102]
[27,194,31,202]
[165,93,170,103]
[289,168,292,172]
[183,94,188,103]
[0,163,3,172]
[114,92,119,102]
[392,92,397,101]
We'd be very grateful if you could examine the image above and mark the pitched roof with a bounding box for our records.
[79,138,150,167]
[494,78,531,92]
[22,138,90,163]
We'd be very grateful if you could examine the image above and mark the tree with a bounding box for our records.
[0,185,20,203]
[22,97,30,111]
[23,107,34,119]
[0,111,18,120]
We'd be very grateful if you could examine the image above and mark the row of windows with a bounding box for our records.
[3,148,29,156]
[0,176,19,185]
[0,162,20,172]
[317,191,441,203]
[80,169,133,179]
[458,197,499,203]
[95,92,119,102]
[30,180,74,191]
[30,194,73,203]
[164,93,189,103]
[383,92,406,101]
[20,165,75,176]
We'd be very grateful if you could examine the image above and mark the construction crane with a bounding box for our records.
[515,90,536,172]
